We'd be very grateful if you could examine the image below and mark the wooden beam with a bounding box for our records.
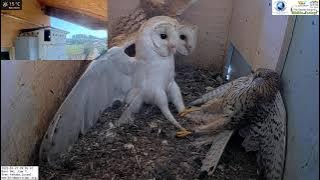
[38,0,108,20]
[43,6,107,30]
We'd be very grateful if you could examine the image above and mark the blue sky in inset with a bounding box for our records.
[50,17,107,39]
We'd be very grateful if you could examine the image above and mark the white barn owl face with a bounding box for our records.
[136,16,180,58]
[177,24,198,56]
[150,23,179,57]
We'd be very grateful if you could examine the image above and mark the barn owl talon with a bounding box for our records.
[176,128,192,138]
[179,107,201,117]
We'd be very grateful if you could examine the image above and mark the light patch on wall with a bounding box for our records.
[50,17,108,39]
[50,17,108,60]
[226,65,232,81]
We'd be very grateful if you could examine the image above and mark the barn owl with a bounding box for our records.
[99,21,198,101]
[176,23,198,56]
[97,20,198,119]
[180,68,286,180]
[109,0,198,48]
[113,16,192,137]
[105,22,198,58]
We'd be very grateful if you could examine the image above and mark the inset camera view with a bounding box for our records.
[1,0,107,60]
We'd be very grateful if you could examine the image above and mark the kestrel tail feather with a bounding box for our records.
[260,93,286,180]
[240,92,286,180]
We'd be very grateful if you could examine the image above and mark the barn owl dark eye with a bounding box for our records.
[180,34,186,40]
[160,34,167,39]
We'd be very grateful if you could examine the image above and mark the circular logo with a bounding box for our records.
[275,1,287,11]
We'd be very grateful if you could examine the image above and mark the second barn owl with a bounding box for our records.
[108,0,198,47]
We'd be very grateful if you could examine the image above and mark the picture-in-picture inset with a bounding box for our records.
[1,0,108,60]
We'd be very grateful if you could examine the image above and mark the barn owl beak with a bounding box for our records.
[186,45,192,53]
[168,43,176,53]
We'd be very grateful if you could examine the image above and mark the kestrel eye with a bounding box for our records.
[160,34,167,39]
[180,34,186,40]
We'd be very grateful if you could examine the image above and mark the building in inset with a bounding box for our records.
[14,26,69,60]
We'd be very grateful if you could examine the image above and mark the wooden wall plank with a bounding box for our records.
[180,0,233,72]
[1,61,89,165]
[229,0,293,71]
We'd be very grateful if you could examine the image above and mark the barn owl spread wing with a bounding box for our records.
[110,48,138,76]
[96,40,138,76]
[39,56,133,165]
